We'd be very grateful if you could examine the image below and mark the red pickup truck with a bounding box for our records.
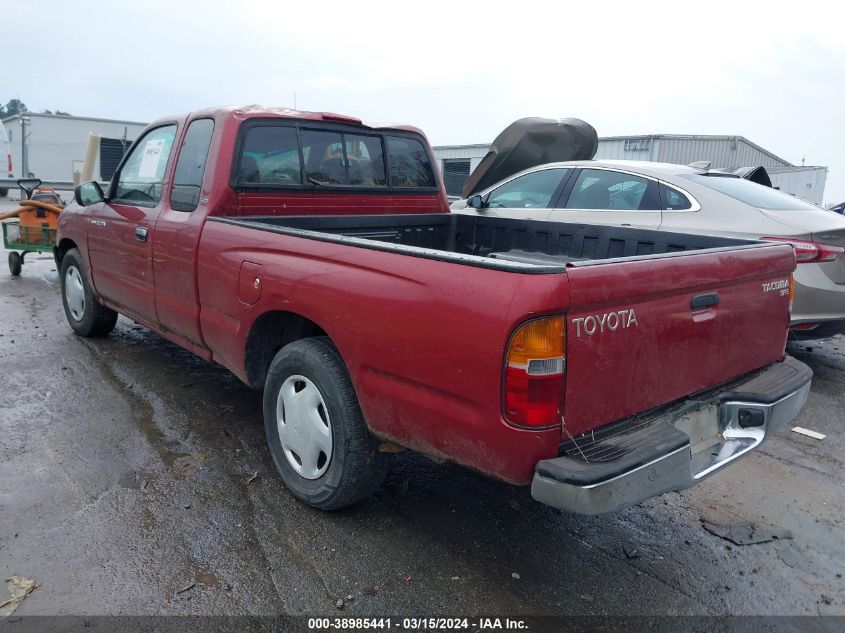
[56,106,812,514]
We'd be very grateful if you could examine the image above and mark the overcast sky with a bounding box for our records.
[8,0,845,203]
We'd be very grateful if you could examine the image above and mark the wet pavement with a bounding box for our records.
[0,207,843,617]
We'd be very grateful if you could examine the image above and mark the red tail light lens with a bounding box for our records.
[504,316,565,428]
[761,237,844,263]
[6,154,11,174]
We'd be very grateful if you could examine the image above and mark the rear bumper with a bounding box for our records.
[531,357,812,515]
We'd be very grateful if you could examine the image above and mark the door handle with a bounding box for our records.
[135,227,148,242]
[691,293,719,310]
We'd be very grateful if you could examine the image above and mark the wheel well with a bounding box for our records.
[244,311,327,389]
[55,238,78,267]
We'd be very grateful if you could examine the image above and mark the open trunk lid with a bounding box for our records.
[562,243,796,437]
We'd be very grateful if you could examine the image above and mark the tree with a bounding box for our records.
[0,99,28,118]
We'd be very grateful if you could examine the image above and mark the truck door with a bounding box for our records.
[87,124,178,326]
[151,118,216,355]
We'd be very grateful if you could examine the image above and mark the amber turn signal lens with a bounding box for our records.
[506,316,565,368]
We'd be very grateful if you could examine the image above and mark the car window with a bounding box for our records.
[385,136,436,188]
[659,183,692,211]
[239,126,301,185]
[170,119,214,212]
[565,169,658,211]
[487,169,568,209]
[113,125,177,206]
[682,174,821,211]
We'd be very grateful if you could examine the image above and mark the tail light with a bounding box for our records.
[6,154,11,175]
[761,237,844,263]
[504,316,565,428]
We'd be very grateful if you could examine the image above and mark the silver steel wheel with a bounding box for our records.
[276,374,333,480]
[65,265,86,322]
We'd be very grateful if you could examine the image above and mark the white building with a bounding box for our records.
[434,134,828,205]
[1,112,148,184]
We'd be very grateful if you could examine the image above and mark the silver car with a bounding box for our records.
[452,159,845,338]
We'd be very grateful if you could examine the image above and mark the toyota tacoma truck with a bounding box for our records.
[55,106,812,514]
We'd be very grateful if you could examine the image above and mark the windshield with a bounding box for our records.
[682,173,820,211]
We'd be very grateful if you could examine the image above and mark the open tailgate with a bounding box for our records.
[562,244,796,437]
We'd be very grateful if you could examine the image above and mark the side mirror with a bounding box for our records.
[75,181,106,206]
[467,194,485,209]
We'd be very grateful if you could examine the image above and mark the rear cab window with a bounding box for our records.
[233,121,436,192]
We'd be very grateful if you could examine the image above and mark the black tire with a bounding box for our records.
[0,188,8,197]
[59,248,118,337]
[263,337,390,510]
[8,251,22,276]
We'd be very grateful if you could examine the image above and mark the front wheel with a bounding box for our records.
[60,248,118,337]
[263,337,390,510]
[8,251,22,276]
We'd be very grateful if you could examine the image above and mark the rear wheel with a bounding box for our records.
[60,248,118,337]
[263,337,390,510]
[8,251,22,276]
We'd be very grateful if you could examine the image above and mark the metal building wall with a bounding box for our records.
[594,136,791,169]
[594,138,661,161]
[655,137,790,169]
[433,145,490,174]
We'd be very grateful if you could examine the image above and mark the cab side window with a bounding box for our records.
[113,125,178,206]
[171,119,214,212]
[487,169,568,209]
[659,183,693,210]
[564,169,659,211]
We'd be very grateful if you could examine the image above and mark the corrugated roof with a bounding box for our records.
[1,112,149,126]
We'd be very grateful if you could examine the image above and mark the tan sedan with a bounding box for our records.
[452,160,845,338]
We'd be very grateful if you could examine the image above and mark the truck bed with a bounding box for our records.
[211,213,762,272]
[198,211,795,484]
